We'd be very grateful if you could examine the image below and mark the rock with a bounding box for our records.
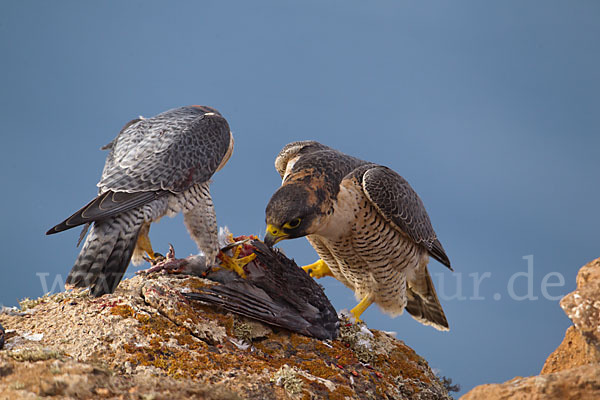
[460,363,600,400]
[461,257,600,400]
[0,272,450,399]
[574,257,600,289]
[560,258,600,351]
[541,326,600,374]
[0,355,239,400]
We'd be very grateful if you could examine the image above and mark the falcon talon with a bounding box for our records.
[217,251,256,278]
[301,259,333,279]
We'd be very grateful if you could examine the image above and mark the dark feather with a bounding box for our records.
[429,239,452,270]
[405,265,449,331]
[184,240,339,340]
[66,212,143,297]
[359,165,452,270]
[46,190,166,235]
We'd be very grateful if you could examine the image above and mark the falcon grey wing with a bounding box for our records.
[47,106,233,296]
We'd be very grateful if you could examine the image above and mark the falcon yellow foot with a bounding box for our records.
[350,294,374,322]
[302,259,333,279]
[217,239,257,278]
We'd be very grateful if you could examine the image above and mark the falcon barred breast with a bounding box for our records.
[264,141,452,330]
[47,106,233,296]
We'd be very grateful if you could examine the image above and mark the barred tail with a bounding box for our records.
[405,264,449,331]
[66,210,143,297]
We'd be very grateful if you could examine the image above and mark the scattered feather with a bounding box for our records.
[22,332,44,341]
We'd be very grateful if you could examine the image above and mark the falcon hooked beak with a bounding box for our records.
[264,224,288,247]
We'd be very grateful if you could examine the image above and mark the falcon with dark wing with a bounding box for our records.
[47,106,233,296]
[264,141,452,330]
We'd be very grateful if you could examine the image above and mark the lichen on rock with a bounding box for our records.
[1,272,450,399]
[271,364,304,395]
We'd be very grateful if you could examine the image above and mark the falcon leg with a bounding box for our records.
[350,293,374,322]
[137,230,160,260]
[302,259,333,279]
[184,186,219,264]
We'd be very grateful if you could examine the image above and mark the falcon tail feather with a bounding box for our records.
[66,211,143,297]
[405,265,449,331]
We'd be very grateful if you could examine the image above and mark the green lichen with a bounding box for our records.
[232,319,253,344]
[338,319,374,364]
[8,349,64,362]
[18,297,42,311]
[271,364,304,395]
[19,290,88,310]
[10,381,25,390]
[49,365,62,375]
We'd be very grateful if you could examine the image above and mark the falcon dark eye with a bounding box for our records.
[284,218,302,229]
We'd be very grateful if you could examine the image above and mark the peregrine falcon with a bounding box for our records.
[47,106,233,296]
[264,141,452,330]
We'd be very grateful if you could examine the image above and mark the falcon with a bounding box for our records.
[47,106,233,296]
[264,141,452,330]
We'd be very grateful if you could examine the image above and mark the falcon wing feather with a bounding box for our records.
[46,191,166,234]
[47,107,231,235]
[359,165,452,270]
[99,108,231,193]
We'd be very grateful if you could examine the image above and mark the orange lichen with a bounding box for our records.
[109,304,135,318]
[298,359,339,380]
[329,384,356,400]
[372,339,431,385]
[181,277,216,291]
[102,276,438,397]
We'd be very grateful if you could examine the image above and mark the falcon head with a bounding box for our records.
[264,183,327,246]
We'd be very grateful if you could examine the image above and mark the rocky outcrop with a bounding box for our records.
[559,258,600,359]
[462,257,600,400]
[460,363,600,400]
[0,272,450,399]
[541,326,600,375]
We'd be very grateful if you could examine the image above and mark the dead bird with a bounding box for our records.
[145,236,339,340]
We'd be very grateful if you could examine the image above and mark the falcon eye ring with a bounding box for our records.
[284,218,302,229]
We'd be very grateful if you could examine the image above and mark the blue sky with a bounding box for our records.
[1,1,599,395]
